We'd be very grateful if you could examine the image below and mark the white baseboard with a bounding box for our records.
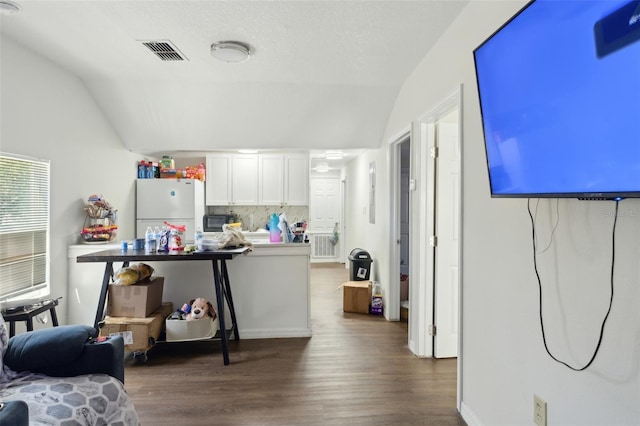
[460,401,483,426]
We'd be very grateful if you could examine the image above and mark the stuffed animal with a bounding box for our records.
[187,297,216,321]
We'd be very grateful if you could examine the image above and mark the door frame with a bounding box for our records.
[387,87,463,407]
[388,128,411,321]
[415,85,463,409]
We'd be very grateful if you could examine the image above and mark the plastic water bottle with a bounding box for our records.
[194,227,204,251]
[269,213,280,243]
[154,226,161,251]
[144,226,155,253]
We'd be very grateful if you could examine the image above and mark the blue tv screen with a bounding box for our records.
[473,0,640,199]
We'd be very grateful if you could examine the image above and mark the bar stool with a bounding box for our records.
[1,298,60,337]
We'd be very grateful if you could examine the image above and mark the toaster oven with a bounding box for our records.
[203,214,236,232]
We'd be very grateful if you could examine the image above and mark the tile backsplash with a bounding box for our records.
[207,205,309,231]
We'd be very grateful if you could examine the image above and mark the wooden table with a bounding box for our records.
[76,247,250,365]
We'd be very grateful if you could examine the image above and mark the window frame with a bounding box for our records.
[0,152,51,302]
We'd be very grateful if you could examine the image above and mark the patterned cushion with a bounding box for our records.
[1,374,140,425]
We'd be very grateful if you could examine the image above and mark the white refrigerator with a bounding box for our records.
[136,179,205,242]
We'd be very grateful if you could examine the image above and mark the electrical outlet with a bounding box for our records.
[534,394,547,426]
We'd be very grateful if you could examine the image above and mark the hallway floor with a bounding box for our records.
[124,262,465,425]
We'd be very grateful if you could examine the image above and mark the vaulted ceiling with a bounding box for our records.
[1,0,467,159]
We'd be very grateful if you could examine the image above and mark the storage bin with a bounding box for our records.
[165,316,218,342]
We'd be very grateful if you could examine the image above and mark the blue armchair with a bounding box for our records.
[0,315,139,425]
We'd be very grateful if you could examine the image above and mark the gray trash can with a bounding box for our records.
[348,248,372,281]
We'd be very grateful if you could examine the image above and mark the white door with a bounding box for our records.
[310,177,341,261]
[310,178,340,231]
[433,110,460,358]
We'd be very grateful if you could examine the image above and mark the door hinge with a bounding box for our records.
[430,147,439,158]
[429,324,437,336]
[429,235,438,247]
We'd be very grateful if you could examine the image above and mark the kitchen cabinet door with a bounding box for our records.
[232,154,258,205]
[206,154,232,205]
[259,154,284,205]
[284,154,309,205]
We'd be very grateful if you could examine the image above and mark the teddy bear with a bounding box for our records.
[186,297,216,321]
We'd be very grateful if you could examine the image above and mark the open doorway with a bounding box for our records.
[386,88,462,412]
[389,87,462,363]
[399,140,411,322]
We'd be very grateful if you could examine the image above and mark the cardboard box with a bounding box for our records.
[107,277,164,318]
[100,302,173,351]
[400,306,409,322]
[342,281,372,314]
[400,277,409,301]
[166,316,218,342]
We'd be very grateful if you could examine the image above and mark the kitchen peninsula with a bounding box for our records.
[69,238,312,340]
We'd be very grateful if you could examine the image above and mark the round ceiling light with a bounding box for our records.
[0,0,22,15]
[314,162,331,173]
[210,41,251,63]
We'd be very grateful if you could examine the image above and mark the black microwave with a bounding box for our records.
[203,214,236,232]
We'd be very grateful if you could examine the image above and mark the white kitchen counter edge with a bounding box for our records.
[246,243,310,256]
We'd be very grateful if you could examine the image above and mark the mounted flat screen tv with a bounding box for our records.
[473,0,640,199]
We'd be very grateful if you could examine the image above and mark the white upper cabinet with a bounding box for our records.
[205,154,232,205]
[207,152,307,206]
[232,155,259,205]
[258,153,309,205]
[258,154,284,205]
[206,154,258,205]
[284,154,309,205]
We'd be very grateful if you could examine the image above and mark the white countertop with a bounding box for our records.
[201,231,310,255]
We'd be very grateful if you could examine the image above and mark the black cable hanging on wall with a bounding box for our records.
[527,199,619,371]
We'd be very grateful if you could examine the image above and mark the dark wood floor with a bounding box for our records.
[124,263,466,425]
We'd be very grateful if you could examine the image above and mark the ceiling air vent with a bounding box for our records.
[141,40,187,61]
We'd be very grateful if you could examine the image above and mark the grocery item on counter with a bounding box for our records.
[81,194,118,243]
[194,227,204,251]
[144,226,156,253]
[165,221,186,250]
[113,263,154,285]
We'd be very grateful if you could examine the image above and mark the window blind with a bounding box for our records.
[0,153,50,301]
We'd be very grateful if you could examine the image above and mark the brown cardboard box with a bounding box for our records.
[100,302,173,351]
[343,281,372,314]
[107,277,164,318]
[400,277,409,301]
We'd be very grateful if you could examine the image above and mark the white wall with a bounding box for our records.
[351,0,640,425]
[343,149,390,294]
[1,36,140,326]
